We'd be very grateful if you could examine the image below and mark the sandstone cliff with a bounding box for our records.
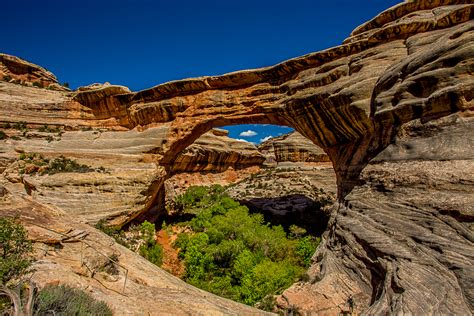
[0,53,68,91]
[1,0,473,314]
[172,128,265,173]
[258,131,330,164]
[0,188,269,315]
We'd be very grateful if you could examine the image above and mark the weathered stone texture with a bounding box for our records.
[258,131,330,164]
[1,0,473,314]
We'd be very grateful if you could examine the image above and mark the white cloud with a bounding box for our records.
[259,136,273,143]
[239,130,257,137]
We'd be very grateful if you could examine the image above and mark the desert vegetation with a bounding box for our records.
[0,217,112,315]
[17,153,107,175]
[34,284,112,315]
[168,185,320,310]
[96,220,164,267]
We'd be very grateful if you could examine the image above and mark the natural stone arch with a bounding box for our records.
[68,1,473,313]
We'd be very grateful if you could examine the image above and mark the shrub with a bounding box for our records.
[138,221,163,266]
[61,82,70,88]
[239,259,303,306]
[139,243,163,266]
[32,81,44,88]
[17,154,101,176]
[38,125,60,133]
[173,186,315,308]
[47,156,93,174]
[0,217,32,284]
[34,284,112,315]
[101,254,120,275]
[95,220,163,267]
[12,121,27,131]
[0,131,6,140]
[295,236,320,267]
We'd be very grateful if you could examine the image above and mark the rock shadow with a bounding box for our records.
[238,194,331,236]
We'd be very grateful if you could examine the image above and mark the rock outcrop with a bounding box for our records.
[258,131,330,164]
[226,163,336,234]
[1,0,473,314]
[172,128,265,173]
[0,53,68,91]
[0,187,269,315]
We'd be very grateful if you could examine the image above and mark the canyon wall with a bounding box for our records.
[172,128,265,173]
[1,0,473,314]
[258,131,330,164]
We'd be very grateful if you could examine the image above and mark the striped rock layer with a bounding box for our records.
[0,0,473,314]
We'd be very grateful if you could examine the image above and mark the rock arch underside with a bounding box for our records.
[0,1,473,314]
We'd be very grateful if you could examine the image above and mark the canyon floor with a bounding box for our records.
[1,0,473,314]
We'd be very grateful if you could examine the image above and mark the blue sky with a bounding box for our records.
[3,0,400,143]
[226,125,294,145]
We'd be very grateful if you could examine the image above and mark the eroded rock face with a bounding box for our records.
[258,131,330,164]
[0,53,68,91]
[172,129,265,173]
[280,113,474,314]
[0,191,269,315]
[1,0,473,314]
[226,163,336,235]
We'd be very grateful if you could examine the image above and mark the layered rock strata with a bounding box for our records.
[171,128,265,173]
[0,188,269,315]
[226,163,336,234]
[0,0,473,314]
[258,131,330,164]
[0,53,68,91]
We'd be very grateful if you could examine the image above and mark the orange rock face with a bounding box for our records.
[0,53,68,91]
[258,131,330,164]
[0,0,473,314]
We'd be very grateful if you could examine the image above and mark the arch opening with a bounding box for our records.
[147,123,338,310]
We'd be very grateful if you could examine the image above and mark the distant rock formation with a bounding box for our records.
[258,131,330,164]
[172,129,265,173]
[1,0,473,314]
[0,53,68,91]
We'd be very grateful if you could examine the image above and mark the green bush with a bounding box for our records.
[140,243,163,266]
[0,217,32,284]
[239,259,304,305]
[173,184,227,214]
[295,236,320,267]
[32,81,44,88]
[34,284,112,315]
[172,185,318,310]
[17,154,102,176]
[38,125,60,133]
[95,220,163,267]
[0,131,6,140]
[138,221,163,266]
[12,121,27,131]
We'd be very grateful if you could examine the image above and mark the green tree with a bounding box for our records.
[171,185,321,310]
[0,217,32,284]
[239,259,303,305]
[295,236,320,267]
[138,221,163,266]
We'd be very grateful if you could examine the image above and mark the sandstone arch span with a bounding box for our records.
[74,1,473,201]
[1,0,471,314]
